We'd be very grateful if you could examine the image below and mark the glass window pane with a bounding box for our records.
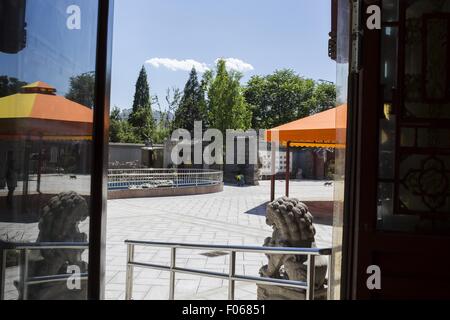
[382,0,399,23]
[377,183,422,232]
[377,1,450,234]
[0,0,99,300]
[399,154,450,215]
[380,26,398,101]
[400,127,416,147]
[378,114,396,180]
[377,182,394,223]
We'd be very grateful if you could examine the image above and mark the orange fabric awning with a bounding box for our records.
[265,104,347,148]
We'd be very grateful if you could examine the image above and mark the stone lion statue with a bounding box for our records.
[258,197,328,300]
[16,192,89,300]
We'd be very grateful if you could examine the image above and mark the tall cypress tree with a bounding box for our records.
[173,67,206,132]
[132,66,151,112]
[129,66,154,142]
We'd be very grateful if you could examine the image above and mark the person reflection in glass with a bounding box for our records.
[0,151,18,209]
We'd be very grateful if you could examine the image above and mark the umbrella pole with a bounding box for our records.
[271,174,275,202]
[286,142,291,198]
[21,140,31,214]
[271,146,276,202]
[37,139,42,194]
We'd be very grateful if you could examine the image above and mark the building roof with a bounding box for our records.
[0,82,93,139]
[22,81,56,90]
[0,82,93,123]
[265,104,347,148]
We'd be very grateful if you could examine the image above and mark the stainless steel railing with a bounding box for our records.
[124,240,332,300]
[108,169,223,190]
[0,242,89,300]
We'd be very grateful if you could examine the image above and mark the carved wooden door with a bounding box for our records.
[347,0,450,299]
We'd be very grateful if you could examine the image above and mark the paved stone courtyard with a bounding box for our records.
[1,180,333,300]
[104,180,333,300]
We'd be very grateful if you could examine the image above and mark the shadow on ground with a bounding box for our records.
[244,200,333,226]
[245,202,269,217]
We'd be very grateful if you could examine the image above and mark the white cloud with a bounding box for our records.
[216,58,254,73]
[145,57,254,74]
[146,58,210,73]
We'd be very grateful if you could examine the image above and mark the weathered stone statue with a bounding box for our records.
[16,192,89,300]
[258,197,328,300]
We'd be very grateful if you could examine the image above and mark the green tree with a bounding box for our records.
[244,70,336,129]
[118,121,139,143]
[131,66,151,113]
[109,106,122,142]
[307,82,337,114]
[0,75,27,98]
[205,60,252,134]
[129,66,155,143]
[129,106,154,143]
[173,68,207,132]
[109,106,138,143]
[66,71,95,108]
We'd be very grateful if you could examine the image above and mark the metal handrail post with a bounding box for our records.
[228,251,236,300]
[0,243,90,300]
[0,249,6,300]
[124,240,332,301]
[19,249,29,300]
[169,247,176,300]
[306,255,315,300]
[125,244,134,300]
[327,254,332,300]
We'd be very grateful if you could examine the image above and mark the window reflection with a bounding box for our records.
[330,0,350,301]
[0,0,98,300]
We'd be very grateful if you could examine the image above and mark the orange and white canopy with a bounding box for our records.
[265,104,347,148]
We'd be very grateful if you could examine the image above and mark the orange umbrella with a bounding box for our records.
[0,81,93,195]
[265,104,347,200]
[265,104,347,148]
[0,81,93,140]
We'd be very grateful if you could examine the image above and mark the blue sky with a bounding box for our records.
[0,0,98,95]
[111,0,335,111]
